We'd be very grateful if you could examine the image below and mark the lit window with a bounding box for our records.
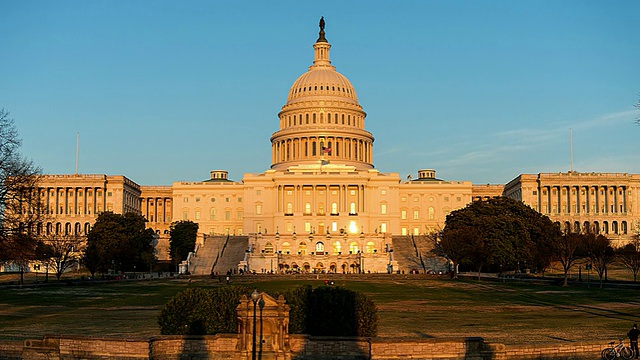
[401,210,407,220]
[381,204,387,214]
[380,223,387,233]
[413,210,419,220]
[305,222,311,232]
[381,190,387,195]
[184,198,188,203]
[210,208,215,220]
[195,211,201,220]
[237,211,243,220]
[256,204,262,214]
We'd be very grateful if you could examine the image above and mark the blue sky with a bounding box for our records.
[2,1,639,186]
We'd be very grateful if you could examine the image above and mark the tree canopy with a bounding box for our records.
[83,212,156,275]
[440,197,561,277]
[169,220,198,266]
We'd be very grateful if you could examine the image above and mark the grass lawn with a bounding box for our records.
[1,274,639,346]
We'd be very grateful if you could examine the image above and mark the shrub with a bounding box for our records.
[158,285,251,335]
[281,285,378,337]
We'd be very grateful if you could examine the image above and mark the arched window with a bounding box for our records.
[366,241,375,254]
[331,202,338,214]
[349,242,359,254]
[282,242,291,254]
[333,241,341,254]
[264,242,274,254]
[350,202,356,214]
[315,242,325,254]
[298,242,307,255]
[305,202,311,214]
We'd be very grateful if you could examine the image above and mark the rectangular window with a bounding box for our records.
[225,211,231,220]
[413,227,420,235]
[331,222,338,232]
[380,223,387,233]
[257,190,262,195]
[183,211,188,220]
[305,222,311,232]
[107,192,112,197]
[401,210,407,220]
[238,197,242,202]
[195,211,201,220]
[196,197,200,202]
[401,228,407,236]
[381,190,387,195]
[237,211,243,220]
[381,204,387,214]
[256,204,262,215]
[413,210,419,220]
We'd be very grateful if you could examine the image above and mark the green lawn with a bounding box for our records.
[1,274,638,345]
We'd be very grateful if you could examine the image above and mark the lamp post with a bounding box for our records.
[258,296,265,360]
[251,289,260,360]
[44,254,49,283]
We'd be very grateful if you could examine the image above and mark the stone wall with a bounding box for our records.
[13,335,609,360]
[0,340,22,360]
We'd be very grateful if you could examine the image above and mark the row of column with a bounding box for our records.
[538,185,629,214]
[142,197,172,223]
[272,136,372,164]
[41,186,106,216]
[275,184,365,216]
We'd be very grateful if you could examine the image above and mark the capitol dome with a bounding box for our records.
[270,19,374,171]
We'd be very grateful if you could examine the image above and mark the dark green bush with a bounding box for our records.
[158,285,251,335]
[281,285,378,337]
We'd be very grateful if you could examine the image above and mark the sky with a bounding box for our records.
[2,1,639,186]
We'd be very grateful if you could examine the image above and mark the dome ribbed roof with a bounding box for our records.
[287,69,358,104]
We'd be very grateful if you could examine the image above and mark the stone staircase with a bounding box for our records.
[212,236,249,275]
[188,235,228,275]
[391,235,447,274]
[391,236,423,273]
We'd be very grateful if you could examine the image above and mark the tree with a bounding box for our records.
[616,237,640,283]
[551,233,585,287]
[83,212,156,276]
[581,233,615,288]
[40,232,85,280]
[169,220,198,268]
[440,197,560,276]
[0,109,45,283]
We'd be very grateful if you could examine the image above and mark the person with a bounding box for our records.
[628,324,640,358]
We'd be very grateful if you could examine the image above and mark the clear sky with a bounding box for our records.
[2,1,639,186]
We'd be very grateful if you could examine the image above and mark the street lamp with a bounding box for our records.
[251,289,260,360]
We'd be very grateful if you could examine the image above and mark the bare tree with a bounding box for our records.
[551,233,585,287]
[617,234,640,283]
[0,109,45,282]
[581,233,615,288]
[39,232,86,280]
[636,98,640,125]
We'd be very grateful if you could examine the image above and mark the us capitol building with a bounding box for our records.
[33,20,640,274]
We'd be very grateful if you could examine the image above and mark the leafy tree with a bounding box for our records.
[169,220,198,267]
[158,286,252,335]
[0,109,45,284]
[551,233,585,287]
[581,233,615,288]
[441,197,560,276]
[83,212,156,275]
[616,237,640,283]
